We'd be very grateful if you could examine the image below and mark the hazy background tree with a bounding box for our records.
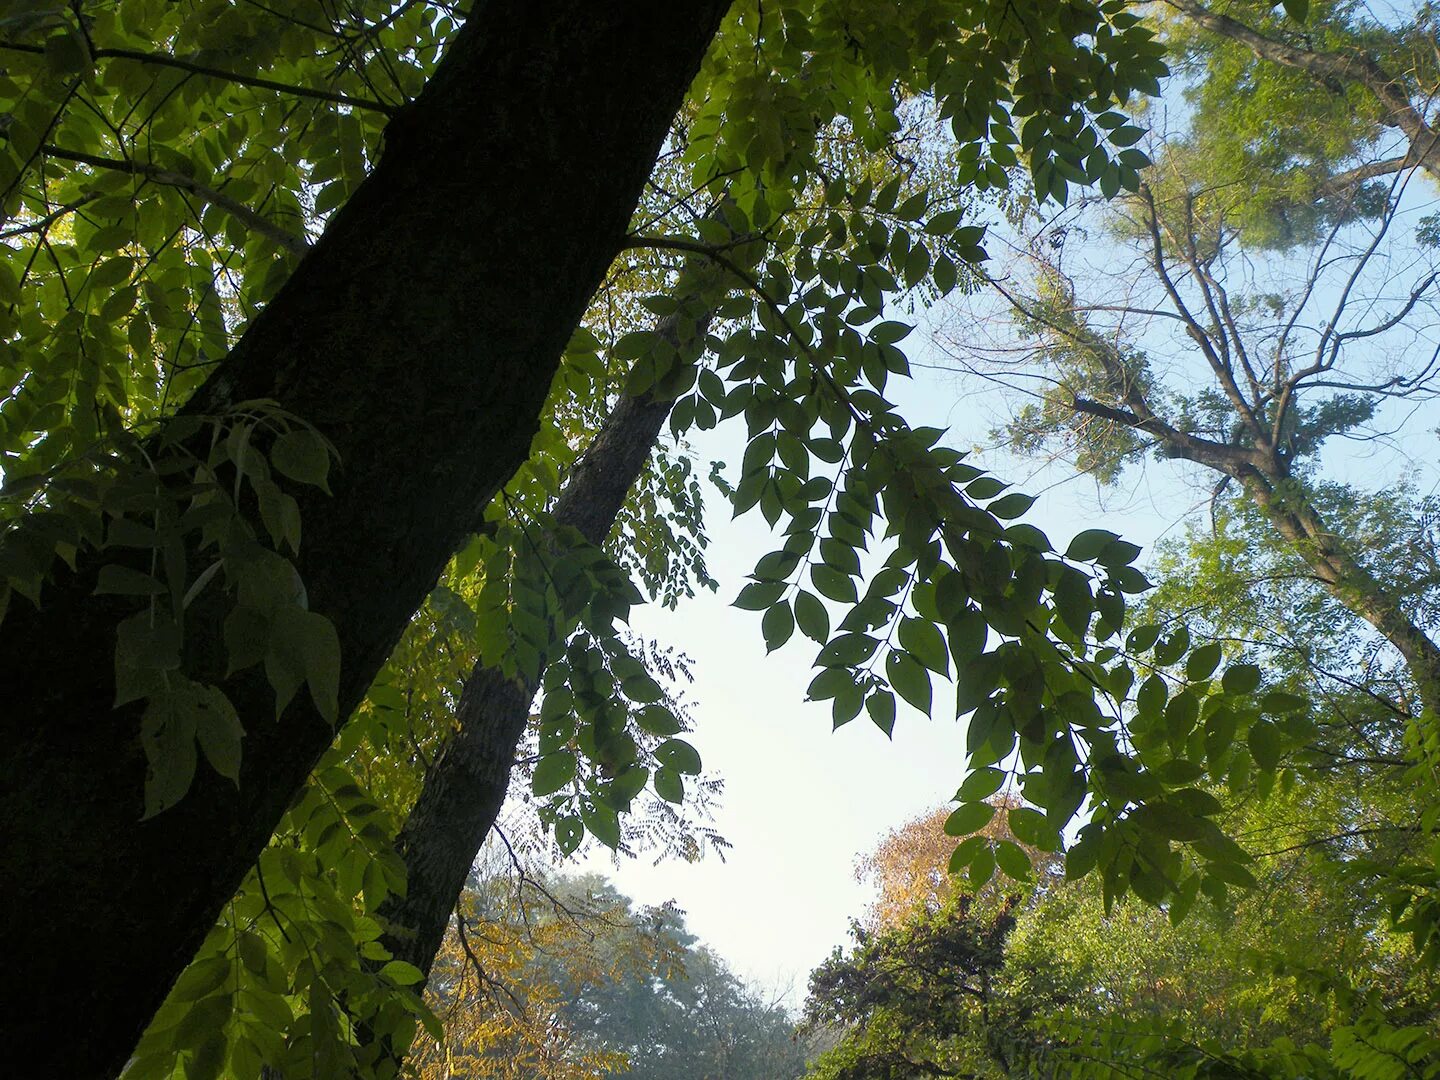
[410,862,806,1080]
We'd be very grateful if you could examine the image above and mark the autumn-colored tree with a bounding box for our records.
[407,869,805,1080]
[855,795,1061,930]
[407,873,665,1080]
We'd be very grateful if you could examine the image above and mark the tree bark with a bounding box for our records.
[0,2,730,1074]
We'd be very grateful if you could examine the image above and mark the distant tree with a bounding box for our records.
[1162,0,1440,205]
[409,870,806,1080]
[854,795,1061,930]
[801,893,1035,1079]
[968,130,1440,718]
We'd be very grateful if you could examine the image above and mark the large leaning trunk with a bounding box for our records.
[0,2,730,1073]
[378,300,714,989]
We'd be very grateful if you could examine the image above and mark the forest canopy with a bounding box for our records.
[1,0,1438,1076]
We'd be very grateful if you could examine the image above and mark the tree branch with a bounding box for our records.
[1320,153,1422,193]
[0,40,397,115]
[40,144,310,256]
[1164,0,1440,182]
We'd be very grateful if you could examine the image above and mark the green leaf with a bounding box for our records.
[735,580,785,610]
[995,839,1032,881]
[866,690,896,736]
[636,704,682,736]
[95,565,167,596]
[969,843,996,889]
[381,960,425,986]
[1153,625,1191,666]
[654,766,684,804]
[1066,528,1119,561]
[270,608,341,724]
[1098,539,1142,567]
[988,492,1035,519]
[1186,642,1223,681]
[886,648,932,714]
[944,800,996,836]
[1164,689,1200,742]
[1007,805,1061,851]
[1136,674,1167,721]
[1065,835,1100,880]
[817,632,879,667]
[555,815,584,855]
[270,429,333,492]
[193,684,243,785]
[1249,719,1282,771]
[187,1035,227,1080]
[898,616,949,675]
[1127,623,1161,652]
[762,600,794,652]
[958,767,1005,802]
[794,589,830,643]
[140,684,200,820]
[1261,690,1306,714]
[811,564,857,603]
[1221,662,1262,695]
[114,611,181,707]
[621,674,664,704]
[1054,566,1093,640]
[581,802,621,849]
[1207,861,1259,889]
[224,605,270,675]
[1282,0,1309,22]
[1132,801,1208,842]
[870,320,914,344]
[171,954,231,1003]
[532,750,576,797]
[655,738,702,774]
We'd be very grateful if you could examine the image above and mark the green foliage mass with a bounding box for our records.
[805,773,1439,1078]
[1158,0,1440,248]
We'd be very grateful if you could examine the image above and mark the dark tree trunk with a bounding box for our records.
[0,3,730,1074]
[379,306,709,984]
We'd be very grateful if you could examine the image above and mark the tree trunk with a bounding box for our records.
[1238,467,1440,721]
[379,304,712,985]
[0,2,730,1074]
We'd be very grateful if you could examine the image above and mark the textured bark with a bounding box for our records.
[0,2,730,1074]
[378,306,709,984]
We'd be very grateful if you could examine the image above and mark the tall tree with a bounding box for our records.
[973,132,1440,715]
[0,0,1291,1072]
[1162,0,1440,195]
